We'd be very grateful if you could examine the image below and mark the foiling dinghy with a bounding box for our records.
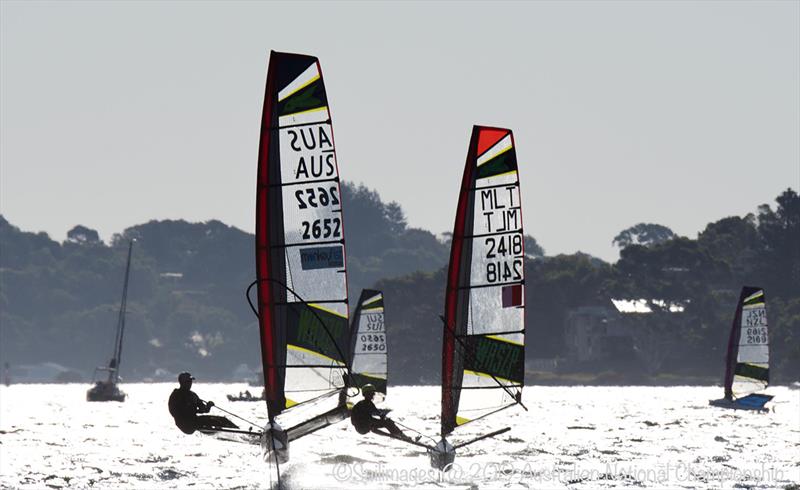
[430,125,528,469]
[249,50,357,466]
[709,286,773,411]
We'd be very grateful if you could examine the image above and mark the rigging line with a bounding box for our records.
[439,315,528,412]
[209,403,262,428]
[392,420,438,445]
[246,278,355,385]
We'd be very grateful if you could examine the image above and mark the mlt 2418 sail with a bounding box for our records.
[432,125,528,469]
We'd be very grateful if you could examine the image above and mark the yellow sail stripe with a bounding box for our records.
[477,143,513,167]
[285,397,298,409]
[309,302,347,318]
[360,307,384,313]
[477,169,518,180]
[743,290,764,304]
[463,369,514,384]
[485,334,524,346]
[278,73,320,102]
[287,343,345,365]
[281,106,328,119]
[362,295,383,307]
[456,415,471,426]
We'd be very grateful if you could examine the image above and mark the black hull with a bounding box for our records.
[87,382,126,402]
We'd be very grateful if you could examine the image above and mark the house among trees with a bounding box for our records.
[565,299,686,373]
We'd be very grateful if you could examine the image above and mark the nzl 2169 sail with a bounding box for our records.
[254,51,352,463]
[710,286,773,411]
[433,125,526,469]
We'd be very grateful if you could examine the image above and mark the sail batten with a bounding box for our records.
[442,126,525,437]
[256,51,350,423]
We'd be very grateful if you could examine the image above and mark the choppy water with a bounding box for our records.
[0,384,798,489]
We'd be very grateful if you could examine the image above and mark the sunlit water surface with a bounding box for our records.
[1,384,798,489]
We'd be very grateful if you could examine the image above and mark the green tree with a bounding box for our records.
[613,223,676,249]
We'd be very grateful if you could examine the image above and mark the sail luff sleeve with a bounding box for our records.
[723,288,747,399]
[256,50,282,417]
[442,127,481,437]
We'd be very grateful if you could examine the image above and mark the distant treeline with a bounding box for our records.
[0,185,797,385]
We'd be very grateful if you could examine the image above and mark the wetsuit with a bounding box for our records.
[168,388,237,434]
[350,399,406,438]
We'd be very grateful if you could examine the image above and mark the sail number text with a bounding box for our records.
[295,186,340,209]
[359,334,386,352]
[745,327,768,345]
[476,185,523,285]
[486,259,523,283]
[744,308,767,327]
[363,313,384,332]
[301,218,341,240]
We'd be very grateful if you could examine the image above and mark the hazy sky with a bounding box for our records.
[1,1,798,261]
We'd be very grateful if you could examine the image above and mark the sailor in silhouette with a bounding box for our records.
[168,372,237,434]
[350,384,412,442]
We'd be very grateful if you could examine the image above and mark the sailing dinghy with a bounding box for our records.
[249,50,354,464]
[429,125,527,469]
[709,286,773,411]
[87,240,133,402]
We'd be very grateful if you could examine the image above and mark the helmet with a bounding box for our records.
[178,372,194,384]
[361,384,376,396]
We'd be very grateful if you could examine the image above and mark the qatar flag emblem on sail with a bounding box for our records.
[436,126,526,468]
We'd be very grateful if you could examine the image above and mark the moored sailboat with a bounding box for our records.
[87,240,133,402]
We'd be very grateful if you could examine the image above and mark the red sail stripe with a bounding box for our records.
[476,128,509,157]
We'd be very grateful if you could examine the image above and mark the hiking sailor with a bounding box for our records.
[350,384,412,442]
[168,372,238,434]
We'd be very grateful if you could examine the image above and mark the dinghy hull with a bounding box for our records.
[709,393,773,412]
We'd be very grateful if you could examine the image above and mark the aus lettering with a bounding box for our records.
[294,154,335,180]
[288,126,333,151]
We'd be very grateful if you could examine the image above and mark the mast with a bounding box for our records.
[722,288,746,400]
[441,130,477,438]
[108,240,133,385]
